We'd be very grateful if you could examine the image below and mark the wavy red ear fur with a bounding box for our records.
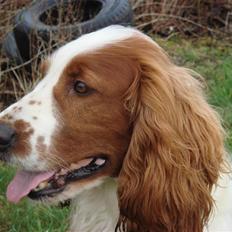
[117,36,226,232]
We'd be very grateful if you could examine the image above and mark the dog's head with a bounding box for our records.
[0,26,225,231]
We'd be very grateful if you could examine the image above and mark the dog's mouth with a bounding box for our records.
[6,157,107,203]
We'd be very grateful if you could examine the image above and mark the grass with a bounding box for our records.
[0,166,70,232]
[0,36,231,231]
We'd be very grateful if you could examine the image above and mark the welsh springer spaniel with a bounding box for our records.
[0,26,231,232]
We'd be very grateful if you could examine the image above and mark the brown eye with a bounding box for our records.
[74,81,91,96]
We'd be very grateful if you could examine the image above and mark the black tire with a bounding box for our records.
[16,0,133,38]
[3,0,133,64]
[2,32,24,64]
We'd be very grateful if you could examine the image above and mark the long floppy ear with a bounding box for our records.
[117,37,226,232]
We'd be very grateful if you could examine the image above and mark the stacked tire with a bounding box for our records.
[3,0,133,64]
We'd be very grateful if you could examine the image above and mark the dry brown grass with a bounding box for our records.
[0,1,79,108]
[0,0,231,109]
[0,0,32,108]
[131,0,232,37]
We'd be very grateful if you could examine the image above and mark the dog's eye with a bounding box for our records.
[74,81,91,96]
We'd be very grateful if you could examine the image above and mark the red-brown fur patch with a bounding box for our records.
[50,47,137,174]
[11,120,33,157]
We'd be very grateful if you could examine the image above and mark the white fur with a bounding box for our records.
[206,173,232,231]
[69,174,232,232]
[70,179,118,232]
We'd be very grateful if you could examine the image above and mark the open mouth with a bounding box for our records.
[6,157,107,203]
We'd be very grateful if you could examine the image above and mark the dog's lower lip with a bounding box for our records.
[28,185,66,200]
[28,157,107,200]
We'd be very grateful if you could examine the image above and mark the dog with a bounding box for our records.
[0,25,231,232]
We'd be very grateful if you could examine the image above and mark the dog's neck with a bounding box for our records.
[70,179,119,232]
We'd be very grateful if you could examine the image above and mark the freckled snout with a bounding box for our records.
[0,123,16,152]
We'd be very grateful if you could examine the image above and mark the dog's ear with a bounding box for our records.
[117,39,226,231]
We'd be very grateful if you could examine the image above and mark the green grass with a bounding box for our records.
[0,165,69,232]
[0,37,231,231]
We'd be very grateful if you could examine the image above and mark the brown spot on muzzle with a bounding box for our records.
[2,114,13,121]
[12,106,22,113]
[29,100,42,105]
[10,120,34,157]
[29,100,36,105]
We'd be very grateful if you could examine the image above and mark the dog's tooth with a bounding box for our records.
[70,163,79,169]
[95,158,106,166]
[34,186,40,191]
[34,181,47,191]
[38,181,48,189]
[59,168,67,175]
[70,158,94,170]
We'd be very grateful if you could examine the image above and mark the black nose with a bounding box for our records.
[0,123,16,152]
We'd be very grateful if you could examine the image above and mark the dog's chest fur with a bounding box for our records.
[70,179,119,232]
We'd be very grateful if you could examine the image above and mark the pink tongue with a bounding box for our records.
[6,170,55,203]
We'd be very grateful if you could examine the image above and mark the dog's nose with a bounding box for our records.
[0,123,16,152]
